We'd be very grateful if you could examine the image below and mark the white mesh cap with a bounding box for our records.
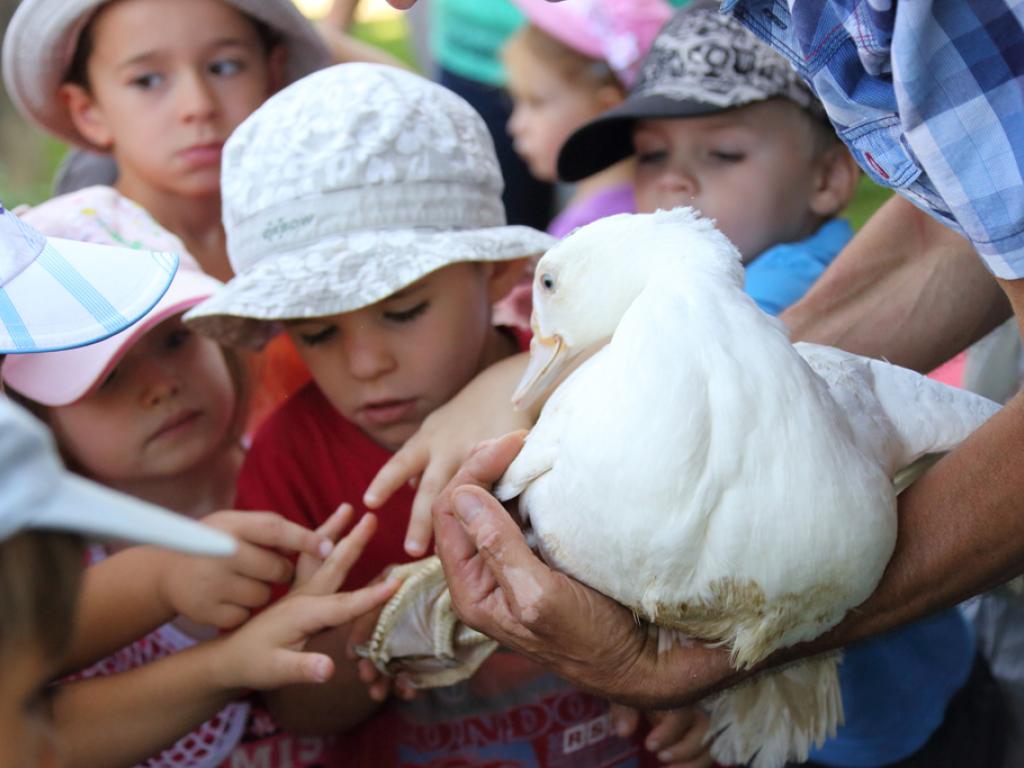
[0,398,235,556]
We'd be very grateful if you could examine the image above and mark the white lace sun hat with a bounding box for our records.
[186,63,556,349]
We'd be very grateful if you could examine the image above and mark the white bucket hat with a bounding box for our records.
[0,204,178,353]
[0,397,235,556]
[1,0,332,149]
[186,63,556,349]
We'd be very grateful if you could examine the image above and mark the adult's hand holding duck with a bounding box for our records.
[440,209,1000,768]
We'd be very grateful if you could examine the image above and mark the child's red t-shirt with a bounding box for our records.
[234,337,659,768]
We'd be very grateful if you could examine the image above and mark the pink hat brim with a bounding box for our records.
[2,269,223,407]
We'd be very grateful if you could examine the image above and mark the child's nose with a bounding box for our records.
[344,328,396,381]
[659,166,699,204]
[137,359,182,408]
[177,70,218,122]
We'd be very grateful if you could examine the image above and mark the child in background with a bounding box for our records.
[504,0,669,238]
[557,1,860,318]
[2,0,331,425]
[186,62,713,768]
[495,0,668,327]
[0,257,392,767]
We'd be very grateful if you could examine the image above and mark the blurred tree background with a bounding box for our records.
[1,0,66,206]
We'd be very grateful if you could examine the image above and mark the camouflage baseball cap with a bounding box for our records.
[557,0,827,182]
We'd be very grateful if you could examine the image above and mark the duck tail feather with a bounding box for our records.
[707,654,842,768]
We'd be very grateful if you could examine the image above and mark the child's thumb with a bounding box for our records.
[268,650,335,688]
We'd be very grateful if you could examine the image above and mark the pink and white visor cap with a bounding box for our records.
[512,0,672,87]
[2,267,222,407]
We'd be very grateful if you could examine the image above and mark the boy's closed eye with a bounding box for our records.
[296,324,338,347]
[708,149,745,163]
[383,300,429,324]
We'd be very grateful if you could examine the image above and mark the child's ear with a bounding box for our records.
[485,257,532,303]
[808,142,861,218]
[266,44,288,95]
[59,83,114,150]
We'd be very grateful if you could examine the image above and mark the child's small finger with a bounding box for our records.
[265,650,335,689]
[318,577,402,630]
[234,542,295,584]
[314,503,354,545]
[368,679,390,702]
[324,513,379,578]
[236,512,331,559]
[357,658,379,684]
[212,603,251,630]
[365,443,427,509]
[646,708,697,751]
[648,710,709,764]
[608,703,641,738]
[394,674,418,700]
[225,576,272,610]
[404,460,457,556]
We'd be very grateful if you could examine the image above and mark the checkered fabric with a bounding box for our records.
[723,0,1024,279]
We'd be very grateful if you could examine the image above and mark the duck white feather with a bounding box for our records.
[494,208,1000,768]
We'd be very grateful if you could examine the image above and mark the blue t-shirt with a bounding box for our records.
[744,217,852,317]
[743,217,976,766]
[811,612,974,766]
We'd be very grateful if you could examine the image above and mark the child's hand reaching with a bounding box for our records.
[210,512,401,691]
[610,703,714,767]
[155,509,335,629]
[363,352,534,557]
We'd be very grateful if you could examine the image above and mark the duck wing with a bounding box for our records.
[795,342,1000,476]
[493,364,580,505]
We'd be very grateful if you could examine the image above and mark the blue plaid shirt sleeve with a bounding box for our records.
[722,0,1024,279]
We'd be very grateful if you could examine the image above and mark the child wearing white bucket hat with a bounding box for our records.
[186,62,696,765]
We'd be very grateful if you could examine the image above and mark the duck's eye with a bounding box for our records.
[540,273,556,292]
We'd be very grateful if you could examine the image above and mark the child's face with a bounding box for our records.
[48,316,236,484]
[632,100,827,262]
[286,263,499,452]
[506,54,614,183]
[0,644,59,768]
[61,0,282,199]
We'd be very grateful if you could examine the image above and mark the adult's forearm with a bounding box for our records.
[783,196,1011,371]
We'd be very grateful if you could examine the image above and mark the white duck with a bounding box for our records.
[494,208,1000,768]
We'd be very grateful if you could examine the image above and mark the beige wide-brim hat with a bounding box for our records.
[2,0,332,149]
[185,63,556,350]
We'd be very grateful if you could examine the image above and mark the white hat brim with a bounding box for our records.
[36,473,236,557]
[187,225,556,348]
[0,237,179,354]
